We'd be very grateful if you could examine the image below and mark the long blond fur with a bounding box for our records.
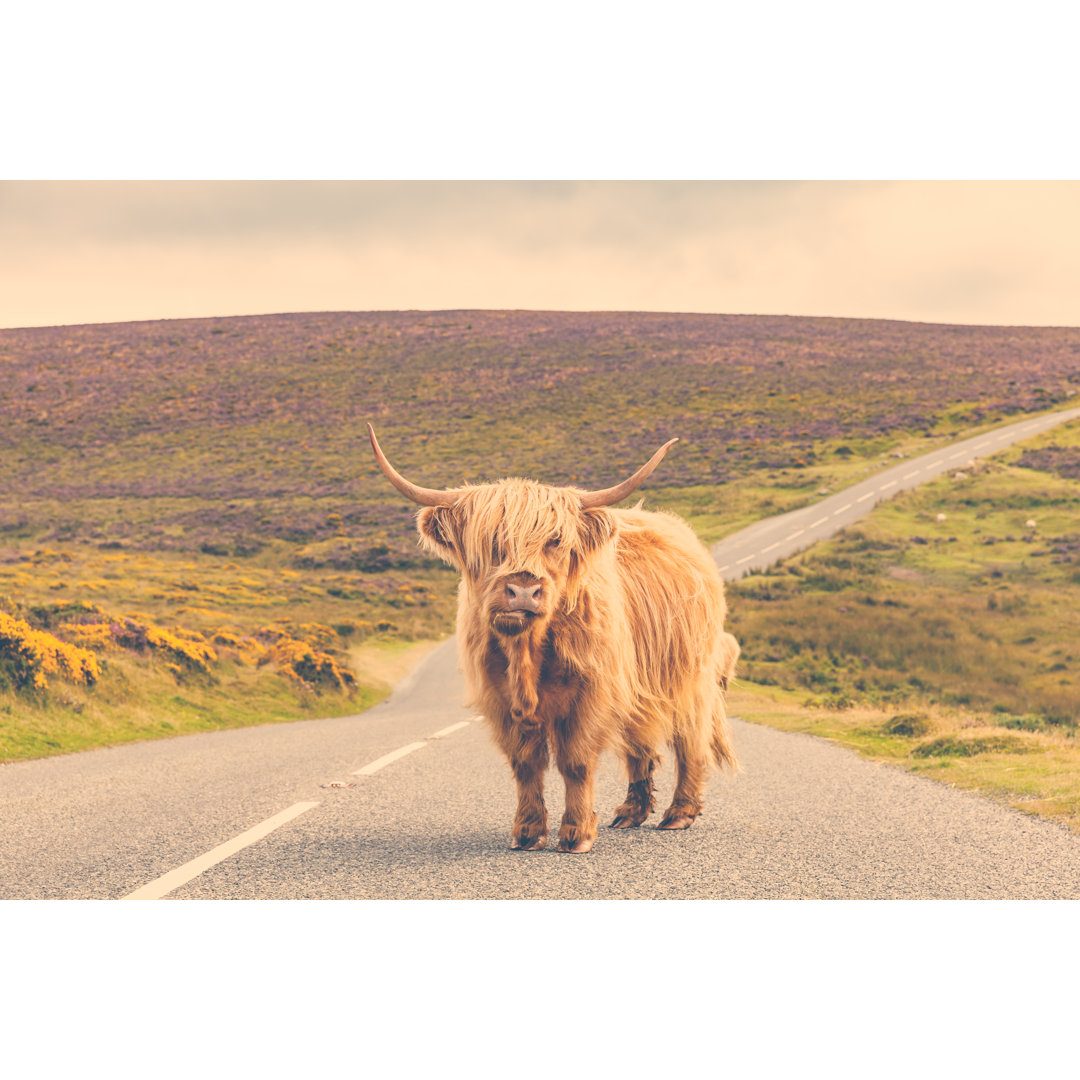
[408,473,738,851]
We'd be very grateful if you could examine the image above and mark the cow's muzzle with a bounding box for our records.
[492,611,535,637]
[504,581,544,613]
[491,579,545,636]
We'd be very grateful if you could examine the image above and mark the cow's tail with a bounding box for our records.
[710,706,739,773]
[711,631,741,773]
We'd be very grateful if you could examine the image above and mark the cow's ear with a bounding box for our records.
[565,508,615,611]
[578,507,615,554]
[417,505,460,566]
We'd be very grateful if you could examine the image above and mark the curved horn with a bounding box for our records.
[367,424,460,507]
[579,438,679,509]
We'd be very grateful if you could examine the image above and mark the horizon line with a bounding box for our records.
[4,307,1079,334]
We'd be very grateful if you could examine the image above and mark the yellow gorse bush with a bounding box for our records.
[142,623,217,674]
[16,602,356,699]
[0,610,100,690]
[58,613,217,675]
[271,636,356,692]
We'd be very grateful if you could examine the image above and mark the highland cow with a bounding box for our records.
[369,425,738,853]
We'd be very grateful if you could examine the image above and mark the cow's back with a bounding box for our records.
[609,506,728,695]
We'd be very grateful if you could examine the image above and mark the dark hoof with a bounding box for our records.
[556,834,595,853]
[657,814,695,830]
[510,832,547,850]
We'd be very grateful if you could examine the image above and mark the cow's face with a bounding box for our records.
[416,482,614,637]
[367,424,676,638]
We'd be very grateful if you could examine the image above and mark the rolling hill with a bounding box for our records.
[1,309,1078,768]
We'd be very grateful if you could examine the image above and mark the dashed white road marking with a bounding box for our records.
[717,564,730,572]
[430,720,471,739]
[903,470,919,479]
[834,503,852,514]
[948,450,966,459]
[810,516,828,528]
[856,492,875,502]
[354,742,428,776]
[119,714,478,900]
[880,480,896,490]
[785,529,805,540]
[974,441,991,450]
[736,554,755,564]
[762,542,781,553]
[121,801,321,901]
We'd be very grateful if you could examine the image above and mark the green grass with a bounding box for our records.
[0,533,460,762]
[727,417,1080,831]
[728,421,1080,724]
[728,681,1080,832]
[0,527,458,762]
[2,310,1079,772]
[0,637,437,763]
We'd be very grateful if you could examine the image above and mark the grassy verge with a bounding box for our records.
[727,418,1080,721]
[0,519,459,762]
[728,681,1080,832]
[726,417,1080,832]
[0,633,441,764]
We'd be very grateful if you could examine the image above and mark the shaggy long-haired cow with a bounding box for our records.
[369,425,739,853]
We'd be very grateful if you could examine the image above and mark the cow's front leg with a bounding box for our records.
[555,744,599,854]
[509,732,549,850]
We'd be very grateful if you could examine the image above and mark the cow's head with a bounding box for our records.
[367,425,676,639]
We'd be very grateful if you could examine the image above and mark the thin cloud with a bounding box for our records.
[1,181,1077,328]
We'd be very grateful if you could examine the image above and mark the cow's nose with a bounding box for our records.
[505,582,543,611]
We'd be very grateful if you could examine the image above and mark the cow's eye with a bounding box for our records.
[545,535,561,551]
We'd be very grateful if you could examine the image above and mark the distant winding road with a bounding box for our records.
[2,406,1079,900]
[711,403,1080,575]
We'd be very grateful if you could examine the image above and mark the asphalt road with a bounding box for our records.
[711,403,1080,576]
[3,407,1080,900]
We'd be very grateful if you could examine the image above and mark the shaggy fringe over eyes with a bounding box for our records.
[455,481,604,595]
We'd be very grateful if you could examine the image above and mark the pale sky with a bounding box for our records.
[2,180,1078,329]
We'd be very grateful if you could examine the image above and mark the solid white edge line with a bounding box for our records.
[430,720,471,739]
[354,741,427,776]
[120,801,321,901]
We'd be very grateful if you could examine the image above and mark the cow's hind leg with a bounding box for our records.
[610,748,659,828]
[509,732,549,850]
[658,732,707,830]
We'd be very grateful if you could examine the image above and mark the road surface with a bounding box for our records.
[711,403,1080,575]
[2,406,1079,899]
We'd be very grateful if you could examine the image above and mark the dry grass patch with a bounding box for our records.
[728,680,1080,832]
[349,638,443,696]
